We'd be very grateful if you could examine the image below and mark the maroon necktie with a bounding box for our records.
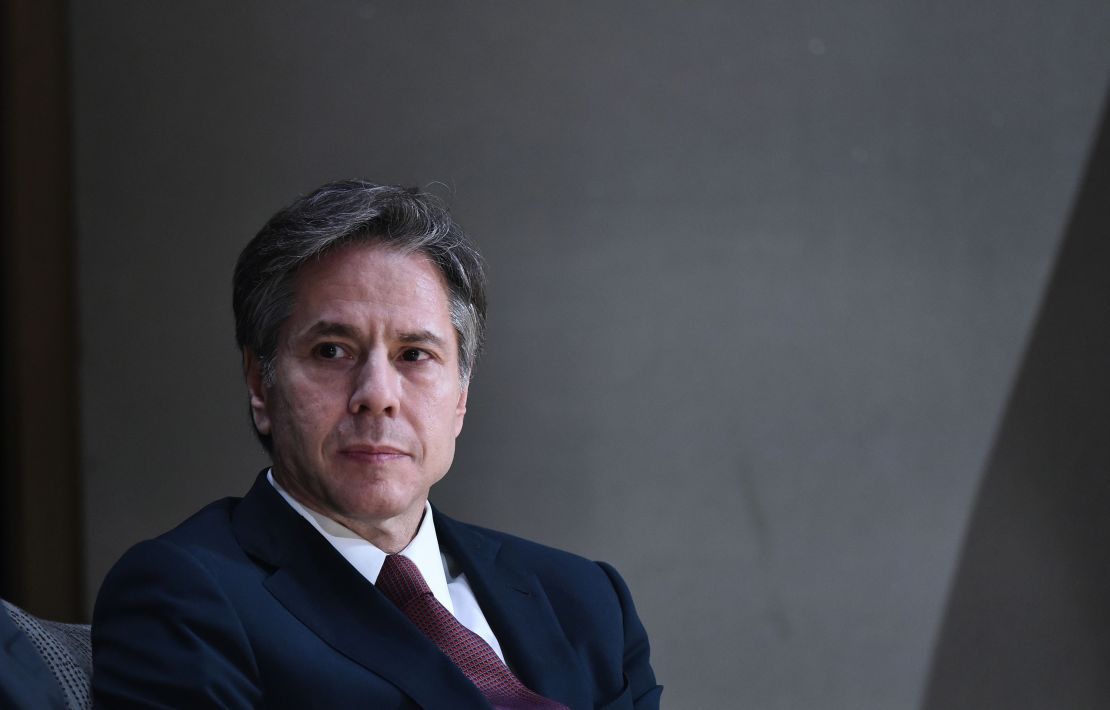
[376,554,569,710]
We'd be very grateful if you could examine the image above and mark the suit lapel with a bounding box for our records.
[434,509,590,709]
[231,473,491,709]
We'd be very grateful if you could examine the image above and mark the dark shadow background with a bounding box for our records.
[1,1,1104,708]
[923,94,1110,710]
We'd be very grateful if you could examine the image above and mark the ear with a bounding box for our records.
[244,348,272,435]
[453,383,468,437]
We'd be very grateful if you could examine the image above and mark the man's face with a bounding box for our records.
[246,243,468,538]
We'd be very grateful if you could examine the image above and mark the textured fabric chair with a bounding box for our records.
[1,599,92,710]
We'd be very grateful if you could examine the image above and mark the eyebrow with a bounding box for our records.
[301,321,360,340]
[299,321,448,349]
[396,330,448,349]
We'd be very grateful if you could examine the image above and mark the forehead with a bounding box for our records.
[289,243,454,331]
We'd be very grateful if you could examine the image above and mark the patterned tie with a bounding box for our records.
[375,554,570,710]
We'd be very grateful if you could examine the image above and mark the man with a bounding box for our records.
[92,181,662,709]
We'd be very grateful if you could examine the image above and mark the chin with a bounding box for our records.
[340,481,425,520]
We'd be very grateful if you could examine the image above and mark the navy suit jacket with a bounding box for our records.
[92,473,662,708]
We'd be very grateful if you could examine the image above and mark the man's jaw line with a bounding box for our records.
[274,466,427,553]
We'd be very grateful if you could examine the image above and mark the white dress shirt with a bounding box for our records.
[267,470,506,662]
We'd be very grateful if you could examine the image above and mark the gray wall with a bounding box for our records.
[70,2,1110,708]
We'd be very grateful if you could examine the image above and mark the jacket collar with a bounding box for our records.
[432,508,588,709]
[231,471,491,709]
[230,472,587,708]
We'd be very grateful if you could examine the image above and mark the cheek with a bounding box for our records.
[422,385,463,422]
[273,382,337,441]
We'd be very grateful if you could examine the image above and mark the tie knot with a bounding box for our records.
[376,554,431,608]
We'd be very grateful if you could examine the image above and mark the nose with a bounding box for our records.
[348,352,400,416]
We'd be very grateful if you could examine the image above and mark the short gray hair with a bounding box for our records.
[233,180,487,451]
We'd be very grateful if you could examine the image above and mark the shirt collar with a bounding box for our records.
[266,469,455,614]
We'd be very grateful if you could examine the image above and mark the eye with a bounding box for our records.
[314,343,349,360]
[399,348,430,362]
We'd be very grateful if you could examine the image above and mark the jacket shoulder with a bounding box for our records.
[146,496,244,555]
[433,510,621,601]
[436,512,599,567]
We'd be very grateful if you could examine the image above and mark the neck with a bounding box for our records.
[342,508,425,554]
[270,469,426,553]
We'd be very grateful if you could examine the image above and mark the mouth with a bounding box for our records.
[339,445,409,463]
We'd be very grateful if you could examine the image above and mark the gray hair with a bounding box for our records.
[233,180,487,451]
